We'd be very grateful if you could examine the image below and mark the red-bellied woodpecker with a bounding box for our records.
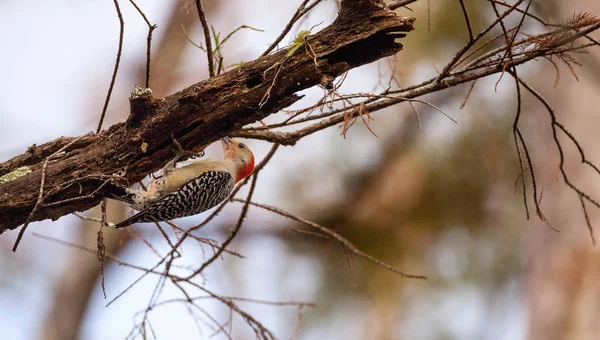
[111,137,255,228]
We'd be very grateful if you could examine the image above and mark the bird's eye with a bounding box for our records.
[238,143,245,149]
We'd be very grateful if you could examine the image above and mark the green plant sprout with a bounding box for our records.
[286,30,312,57]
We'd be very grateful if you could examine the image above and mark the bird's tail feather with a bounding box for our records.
[114,211,147,228]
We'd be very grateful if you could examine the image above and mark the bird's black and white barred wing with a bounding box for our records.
[115,170,234,228]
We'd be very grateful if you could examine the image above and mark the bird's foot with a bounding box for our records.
[161,138,204,177]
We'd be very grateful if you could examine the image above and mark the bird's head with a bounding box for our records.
[221,137,255,182]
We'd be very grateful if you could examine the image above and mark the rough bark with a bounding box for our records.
[0,0,414,233]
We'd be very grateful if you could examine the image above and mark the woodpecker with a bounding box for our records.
[111,137,255,228]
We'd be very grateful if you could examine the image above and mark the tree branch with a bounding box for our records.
[0,0,414,234]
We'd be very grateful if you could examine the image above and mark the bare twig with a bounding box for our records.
[511,78,530,219]
[12,158,50,251]
[460,80,477,109]
[492,0,532,90]
[195,0,215,77]
[97,0,125,133]
[98,199,107,299]
[387,0,419,11]
[234,199,427,280]
[578,194,596,245]
[515,76,600,209]
[151,295,316,309]
[458,0,474,41]
[261,0,319,57]
[12,137,84,251]
[489,0,532,219]
[436,0,525,82]
[129,0,156,88]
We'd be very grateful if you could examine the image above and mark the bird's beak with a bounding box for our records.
[221,137,233,151]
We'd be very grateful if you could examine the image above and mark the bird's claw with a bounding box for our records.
[170,138,203,162]
[161,138,203,177]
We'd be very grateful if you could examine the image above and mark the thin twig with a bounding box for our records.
[235,200,427,280]
[12,137,83,251]
[12,158,49,251]
[489,0,532,219]
[195,0,215,77]
[492,0,532,91]
[98,199,107,299]
[578,194,596,245]
[514,75,600,209]
[436,0,525,82]
[511,74,530,219]
[458,0,474,41]
[261,0,310,57]
[387,0,419,10]
[97,0,125,133]
[129,0,156,88]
